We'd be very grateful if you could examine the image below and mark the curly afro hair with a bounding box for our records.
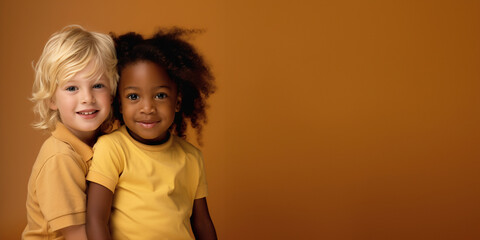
[112,27,216,142]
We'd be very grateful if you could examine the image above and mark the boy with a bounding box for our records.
[22,25,118,240]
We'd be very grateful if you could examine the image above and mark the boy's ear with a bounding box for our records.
[175,95,182,112]
[48,98,58,111]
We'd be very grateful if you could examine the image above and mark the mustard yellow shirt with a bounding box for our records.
[87,126,208,240]
[23,122,92,239]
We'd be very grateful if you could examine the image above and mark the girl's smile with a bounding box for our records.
[136,120,160,128]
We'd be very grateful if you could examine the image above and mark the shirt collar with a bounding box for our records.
[121,125,174,151]
[51,122,93,162]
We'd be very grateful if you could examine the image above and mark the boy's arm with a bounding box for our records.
[60,225,87,240]
[190,197,217,240]
[86,182,113,240]
[35,153,88,235]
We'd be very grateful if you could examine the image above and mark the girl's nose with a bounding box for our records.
[140,99,155,114]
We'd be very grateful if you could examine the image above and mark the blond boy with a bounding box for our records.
[22,25,118,240]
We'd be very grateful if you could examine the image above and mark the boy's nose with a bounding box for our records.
[81,89,95,104]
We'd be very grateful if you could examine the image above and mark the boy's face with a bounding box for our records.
[50,62,113,141]
[119,61,180,145]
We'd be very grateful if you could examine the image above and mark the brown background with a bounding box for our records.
[1,0,479,239]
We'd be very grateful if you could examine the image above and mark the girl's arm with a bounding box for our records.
[86,182,113,240]
[60,224,87,240]
[190,197,217,240]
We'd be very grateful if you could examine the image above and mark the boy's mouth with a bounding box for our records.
[76,110,99,119]
[77,110,98,115]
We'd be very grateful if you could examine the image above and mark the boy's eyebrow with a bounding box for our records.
[60,79,80,86]
[66,76,106,84]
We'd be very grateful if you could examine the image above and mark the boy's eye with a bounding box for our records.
[65,86,78,92]
[93,83,104,89]
[127,94,139,100]
[155,93,168,99]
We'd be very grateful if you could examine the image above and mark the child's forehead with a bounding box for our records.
[120,61,174,87]
[122,60,166,74]
[59,61,108,85]
[58,72,107,86]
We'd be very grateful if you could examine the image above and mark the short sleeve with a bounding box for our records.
[86,136,124,193]
[194,152,208,199]
[36,153,87,231]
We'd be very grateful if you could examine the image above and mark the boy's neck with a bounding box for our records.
[82,135,98,147]
[62,124,98,147]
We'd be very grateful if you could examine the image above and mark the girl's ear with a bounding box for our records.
[48,98,58,111]
[175,95,182,112]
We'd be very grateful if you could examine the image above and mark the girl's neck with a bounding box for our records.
[125,127,171,146]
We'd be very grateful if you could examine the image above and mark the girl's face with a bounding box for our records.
[119,61,180,145]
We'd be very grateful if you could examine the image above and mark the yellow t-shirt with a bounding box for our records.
[87,126,208,240]
[23,123,92,239]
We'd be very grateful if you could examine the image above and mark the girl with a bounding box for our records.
[86,28,217,240]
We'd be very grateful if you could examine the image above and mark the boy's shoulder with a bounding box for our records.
[36,135,76,160]
[31,134,88,177]
[32,123,92,172]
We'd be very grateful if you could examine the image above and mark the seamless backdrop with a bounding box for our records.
[1,0,479,239]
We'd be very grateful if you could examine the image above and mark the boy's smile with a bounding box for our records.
[119,61,180,145]
[77,109,99,118]
[49,61,113,143]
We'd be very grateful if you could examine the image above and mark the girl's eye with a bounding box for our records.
[155,93,168,99]
[65,86,78,92]
[93,83,104,89]
[127,94,139,100]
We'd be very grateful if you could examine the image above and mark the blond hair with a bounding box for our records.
[31,25,118,131]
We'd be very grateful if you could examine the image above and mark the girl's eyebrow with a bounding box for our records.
[123,86,139,90]
[154,85,172,90]
[123,86,172,90]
